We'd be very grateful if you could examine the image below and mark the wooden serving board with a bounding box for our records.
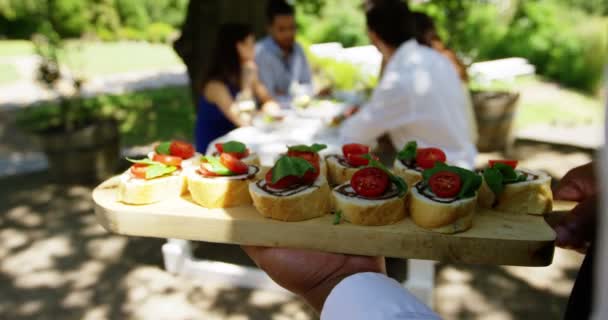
[93,176,575,267]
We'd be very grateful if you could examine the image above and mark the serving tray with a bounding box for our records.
[93,176,575,266]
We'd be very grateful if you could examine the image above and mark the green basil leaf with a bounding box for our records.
[202,156,234,175]
[483,167,505,195]
[146,164,177,179]
[333,210,342,225]
[221,141,246,153]
[493,163,518,181]
[422,163,482,199]
[362,154,408,197]
[126,157,162,166]
[287,143,327,153]
[155,141,171,155]
[397,141,417,161]
[272,156,314,183]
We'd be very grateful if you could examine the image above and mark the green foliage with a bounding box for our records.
[296,0,368,47]
[489,1,607,92]
[49,0,91,37]
[0,0,186,42]
[145,22,176,43]
[415,0,607,93]
[17,86,194,146]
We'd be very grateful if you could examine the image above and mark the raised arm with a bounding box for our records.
[203,81,249,127]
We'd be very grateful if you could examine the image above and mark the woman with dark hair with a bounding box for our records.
[196,23,276,152]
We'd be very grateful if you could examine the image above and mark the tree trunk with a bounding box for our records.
[174,0,269,107]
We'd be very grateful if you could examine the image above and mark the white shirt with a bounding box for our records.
[321,273,440,319]
[255,36,313,98]
[339,40,477,169]
[592,95,607,320]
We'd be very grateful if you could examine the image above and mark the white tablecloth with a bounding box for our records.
[207,101,351,166]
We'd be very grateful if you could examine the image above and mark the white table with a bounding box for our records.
[162,99,436,306]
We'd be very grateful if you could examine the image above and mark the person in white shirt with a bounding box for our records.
[340,0,477,168]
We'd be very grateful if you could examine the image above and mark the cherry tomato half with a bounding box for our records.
[415,148,447,169]
[301,161,320,184]
[199,164,219,177]
[489,159,518,169]
[130,163,148,179]
[169,140,195,159]
[429,171,462,198]
[215,143,250,159]
[220,153,249,175]
[265,170,300,189]
[351,167,390,198]
[342,143,370,157]
[153,154,183,167]
[346,153,369,167]
[287,150,320,167]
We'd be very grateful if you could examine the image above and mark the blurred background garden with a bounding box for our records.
[0,0,606,319]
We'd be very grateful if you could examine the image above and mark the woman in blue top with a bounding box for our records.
[196,24,276,152]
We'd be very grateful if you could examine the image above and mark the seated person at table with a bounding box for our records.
[196,24,276,152]
[414,11,478,144]
[340,1,477,168]
[255,0,313,99]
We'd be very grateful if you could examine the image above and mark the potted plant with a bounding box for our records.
[16,27,120,184]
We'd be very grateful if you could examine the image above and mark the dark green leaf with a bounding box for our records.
[146,164,178,179]
[422,163,482,199]
[494,163,517,180]
[483,168,505,195]
[396,141,417,161]
[222,141,247,153]
[155,141,171,155]
[333,210,342,225]
[202,156,234,175]
[287,143,327,153]
[272,156,314,183]
[362,154,408,197]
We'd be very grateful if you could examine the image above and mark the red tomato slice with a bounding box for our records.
[170,140,195,159]
[429,171,462,198]
[153,154,183,167]
[130,163,148,179]
[287,150,320,167]
[342,143,370,157]
[220,153,249,174]
[301,161,320,184]
[489,159,518,169]
[415,148,447,169]
[199,164,219,177]
[215,143,249,159]
[265,169,300,189]
[345,153,369,167]
[350,167,390,198]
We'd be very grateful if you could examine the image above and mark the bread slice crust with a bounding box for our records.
[331,183,407,226]
[478,169,553,215]
[249,175,332,221]
[188,166,260,208]
[410,183,476,234]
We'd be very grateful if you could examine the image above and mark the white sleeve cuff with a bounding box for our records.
[321,272,440,320]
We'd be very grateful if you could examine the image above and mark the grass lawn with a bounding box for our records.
[0,40,33,57]
[17,85,195,147]
[0,40,183,78]
[0,63,20,84]
[61,41,183,77]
